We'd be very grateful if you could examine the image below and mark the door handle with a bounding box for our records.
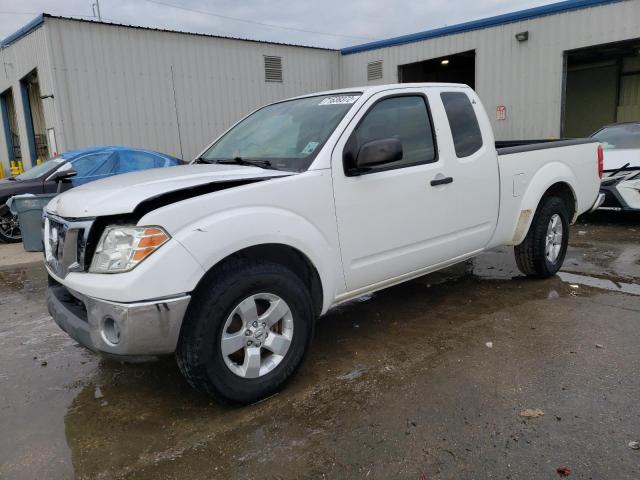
[430,176,453,187]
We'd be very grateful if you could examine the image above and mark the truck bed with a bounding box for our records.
[496,138,597,155]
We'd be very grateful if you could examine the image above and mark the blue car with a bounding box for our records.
[0,146,182,242]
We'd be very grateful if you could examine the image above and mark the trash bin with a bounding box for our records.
[7,194,57,252]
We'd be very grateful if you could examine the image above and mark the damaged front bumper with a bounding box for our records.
[47,275,190,359]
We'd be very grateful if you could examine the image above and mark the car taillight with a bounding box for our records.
[597,144,604,179]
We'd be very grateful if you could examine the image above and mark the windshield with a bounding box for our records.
[592,123,640,150]
[15,157,65,180]
[200,94,361,171]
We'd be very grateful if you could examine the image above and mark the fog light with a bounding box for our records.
[102,316,121,345]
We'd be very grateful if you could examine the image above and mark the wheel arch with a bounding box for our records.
[192,243,324,317]
[512,165,578,246]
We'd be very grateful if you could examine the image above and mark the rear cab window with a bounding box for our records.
[440,92,483,158]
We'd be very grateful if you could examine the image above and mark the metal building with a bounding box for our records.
[341,0,640,141]
[1,0,639,173]
[0,15,339,171]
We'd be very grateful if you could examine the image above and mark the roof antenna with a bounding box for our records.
[92,0,102,21]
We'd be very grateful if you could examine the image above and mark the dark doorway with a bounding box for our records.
[398,50,475,89]
[0,88,21,164]
[564,39,640,137]
[20,69,49,166]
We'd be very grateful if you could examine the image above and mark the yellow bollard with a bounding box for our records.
[36,158,42,165]
[0,162,5,179]
[17,160,24,174]
[10,160,18,176]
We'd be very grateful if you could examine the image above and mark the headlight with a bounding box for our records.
[90,226,170,273]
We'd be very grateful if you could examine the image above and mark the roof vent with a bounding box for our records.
[367,60,383,81]
[264,55,283,82]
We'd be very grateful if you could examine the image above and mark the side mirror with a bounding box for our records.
[50,168,77,182]
[50,166,77,192]
[354,138,403,172]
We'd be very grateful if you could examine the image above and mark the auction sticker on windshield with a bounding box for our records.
[319,95,360,106]
[302,141,320,154]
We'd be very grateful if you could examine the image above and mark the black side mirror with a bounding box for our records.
[51,168,77,181]
[347,138,402,175]
[50,168,77,192]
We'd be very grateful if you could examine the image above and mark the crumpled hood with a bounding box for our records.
[46,163,292,218]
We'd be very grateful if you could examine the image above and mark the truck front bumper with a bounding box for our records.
[47,277,191,359]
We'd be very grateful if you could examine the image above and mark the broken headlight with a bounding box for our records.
[90,226,170,273]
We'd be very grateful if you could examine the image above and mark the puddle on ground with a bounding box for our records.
[558,271,640,296]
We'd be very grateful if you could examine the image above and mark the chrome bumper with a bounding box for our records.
[589,192,606,213]
[47,280,190,359]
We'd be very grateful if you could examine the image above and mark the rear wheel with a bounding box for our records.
[515,195,569,278]
[0,211,21,243]
[176,259,314,404]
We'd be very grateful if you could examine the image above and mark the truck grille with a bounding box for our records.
[44,215,94,278]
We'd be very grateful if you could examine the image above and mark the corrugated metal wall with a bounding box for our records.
[0,25,58,169]
[45,18,340,161]
[340,0,640,140]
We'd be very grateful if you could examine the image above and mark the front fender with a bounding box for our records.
[170,206,341,314]
[511,162,577,245]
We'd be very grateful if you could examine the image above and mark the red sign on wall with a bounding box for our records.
[496,105,507,121]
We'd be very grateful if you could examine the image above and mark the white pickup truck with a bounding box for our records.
[44,84,604,404]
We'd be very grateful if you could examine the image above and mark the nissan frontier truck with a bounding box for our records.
[44,84,604,404]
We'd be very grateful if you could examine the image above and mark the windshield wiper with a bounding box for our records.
[214,157,272,169]
[195,156,214,164]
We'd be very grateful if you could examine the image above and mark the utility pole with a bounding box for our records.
[92,0,102,21]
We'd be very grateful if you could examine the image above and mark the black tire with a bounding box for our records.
[0,211,22,243]
[176,259,314,404]
[514,195,569,278]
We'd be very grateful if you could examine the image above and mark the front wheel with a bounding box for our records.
[176,259,314,404]
[0,211,22,243]
[514,195,569,278]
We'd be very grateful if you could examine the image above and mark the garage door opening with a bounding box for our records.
[0,88,21,165]
[398,50,475,89]
[20,69,48,166]
[563,39,640,137]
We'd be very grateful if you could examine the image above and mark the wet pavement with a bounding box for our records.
[1,212,640,479]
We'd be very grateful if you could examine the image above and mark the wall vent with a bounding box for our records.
[264,55,283,82]
[367,60,383,81]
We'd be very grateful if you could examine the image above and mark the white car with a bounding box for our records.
[44,84,603,404]
[592,122,640,211]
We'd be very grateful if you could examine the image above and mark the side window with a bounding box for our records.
[440,92,483,158]
[70,152,114,177]
[116,151,164,173]
[346,95,436,173]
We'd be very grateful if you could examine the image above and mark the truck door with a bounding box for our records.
[331,88,499,292]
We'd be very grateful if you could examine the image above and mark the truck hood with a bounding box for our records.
[46,164,293,218]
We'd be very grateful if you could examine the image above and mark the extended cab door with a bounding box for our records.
[331,87,499,292]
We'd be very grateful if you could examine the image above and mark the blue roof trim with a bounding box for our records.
[341,0,626,54]
[0,14,44,48]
